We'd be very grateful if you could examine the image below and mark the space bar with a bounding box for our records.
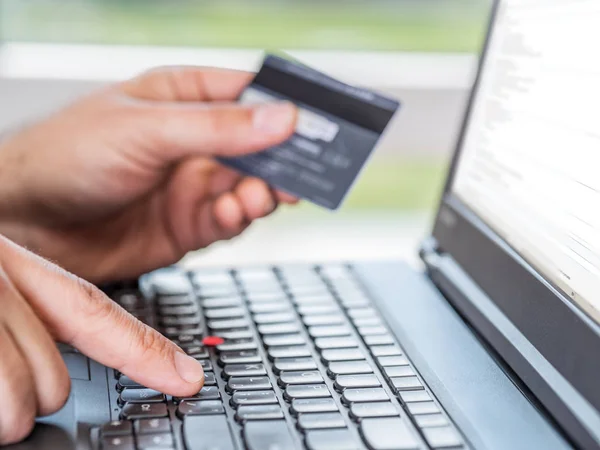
[183,415,236,450]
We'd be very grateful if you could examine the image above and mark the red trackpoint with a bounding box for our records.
[203,336,225,347]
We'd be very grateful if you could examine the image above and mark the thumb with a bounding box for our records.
[144,101,297,163]
[0,236,203,397]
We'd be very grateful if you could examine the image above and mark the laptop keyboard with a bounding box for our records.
[97,264,466,450]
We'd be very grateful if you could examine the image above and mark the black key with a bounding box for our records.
[227,376,272,391]
[321,348,365,364]
[349,402,398,421]
[315,337,358,350]
[290,398,338,415]
[203,372,217,385]
[249,302,291,314]
[358,325,388,336]
[342,388,389,405]
[219,329,254,340]
[279,370,323,386]
[163,325,203,337]
[284,384,331,401]
[120,403,167,420]
[297,304,340,316]
[414,413,448,428]
[204,307,245,319]
[305,429,360,450]
[399,391,431,403]
[243,420,296,450]
[263,334,306,347]
[268,346,311,360]
[199,360,213,372]
[298,412,346,430]
[258,323,300,335]
[117,375,145,391]
[119,388,165,405]
[101,436,135,450]
[371,345,402,357]
[202,297,243,309]
[231,390,278,407]
[219,351,262,365]
[157,294,194,307]
[377,356,409,367]
[223,363,267,379]
[135,417,171,434]
[174,386,221,403]
[364,334,395,346]
[136,433,175,449]
[308,325,351,338]
[159,304,198,316]
[334,375,381,391]
[172,335,203,347]
[160,315,202,327]
[189,349,210,360]
[273,357,318,374]
[101,420,132,436]
[253,312,296,324]
[384,366,415,378]
[360,417,419,450]
[217,339,257,352]
[182,345,209,357]
[303,314,345,327]
[235,404,284,422]
[327,361,373,377]
[422,427,463,449]
[183,415,236,450]
[391,376,423,392]
[406,402,440,415]
[177,400,225,417]
[209,318,249,330]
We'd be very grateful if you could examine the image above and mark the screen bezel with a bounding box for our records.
[431,0,600,424]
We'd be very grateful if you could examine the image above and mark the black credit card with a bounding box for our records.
[219,54,401,210]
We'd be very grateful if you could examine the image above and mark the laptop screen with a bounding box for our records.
[451,0,600,324]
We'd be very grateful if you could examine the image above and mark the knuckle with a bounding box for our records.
[76,278,114,321]
[39,365,71,416]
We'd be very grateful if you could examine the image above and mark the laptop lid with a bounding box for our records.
[427,1,600,448]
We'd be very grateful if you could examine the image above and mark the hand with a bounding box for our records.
[0,67,298,284]
[0,234,204,445]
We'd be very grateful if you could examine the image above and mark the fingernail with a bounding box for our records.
[253,102,296,134]
[174,351,204,384]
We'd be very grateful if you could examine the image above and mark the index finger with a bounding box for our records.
[120,66,254,103]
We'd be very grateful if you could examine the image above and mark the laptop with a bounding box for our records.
[12,0,600,449]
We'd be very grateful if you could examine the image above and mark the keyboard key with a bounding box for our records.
[203,372,217,385]
[273,357,318,374]
[308,325,351,338]
[136,433,174,449]
[223,363,267,379]
[219,351,262,365]
[377,356,409,367]
[349,401,399,421]
[231,390,278,407]
[120,403,167,420]
[117,375,145,390]
[174,386,221,402]
[407,402,440,415]
[209,318,249,330]
[347,308,377,319]
[177,400,225,417]
[101,420,132,436]
[305,429,360,450]
[371,345,402,357]
[150,272,191,296]
[339,296,371,309]
[292,293,334,304]
[263,334,306,347]
[298,412,346,430]
[258,323,300,335]
[414,413,448,428]
[422,426,463,448]
[249,302,291,314]
[228,376,272,391]
[217,339,257,352]
[341,388,390,405]
[243,420,295,450]
[163,325,203,337]
[384,366,415,378]
[204,307,245,319]
[391,377,423,392]
[135,417,171,434]
[303,315,345,327]
[399,391,432,403]
[268,346,311,360]
[236,404,284,422]
[279,371,323,386]
[328,361,374,377]
[297,304,340,316]
[183,415,236,450]
[284,384,331,400]
[218,329,254,340]
[334,375,381,391]
[159,304,198,316]
[184,346,209,359]
[253,312,296,324]
[199,360,213,372]
[198,285,238,298]
[290,398,339,415]
[157,294,193,307]
[201,296,243,308]
[358,326,388,336]
[352,317,382,327]
[172,335,203,347]
[360,417,419,450]
[119,389,165,405]
[315,337,358,350]
[101,436,135,450]
[321,349,365,364]
[246,292,288,303]
[364,334,396,346]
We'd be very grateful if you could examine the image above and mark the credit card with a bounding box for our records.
[219,54,401,210]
